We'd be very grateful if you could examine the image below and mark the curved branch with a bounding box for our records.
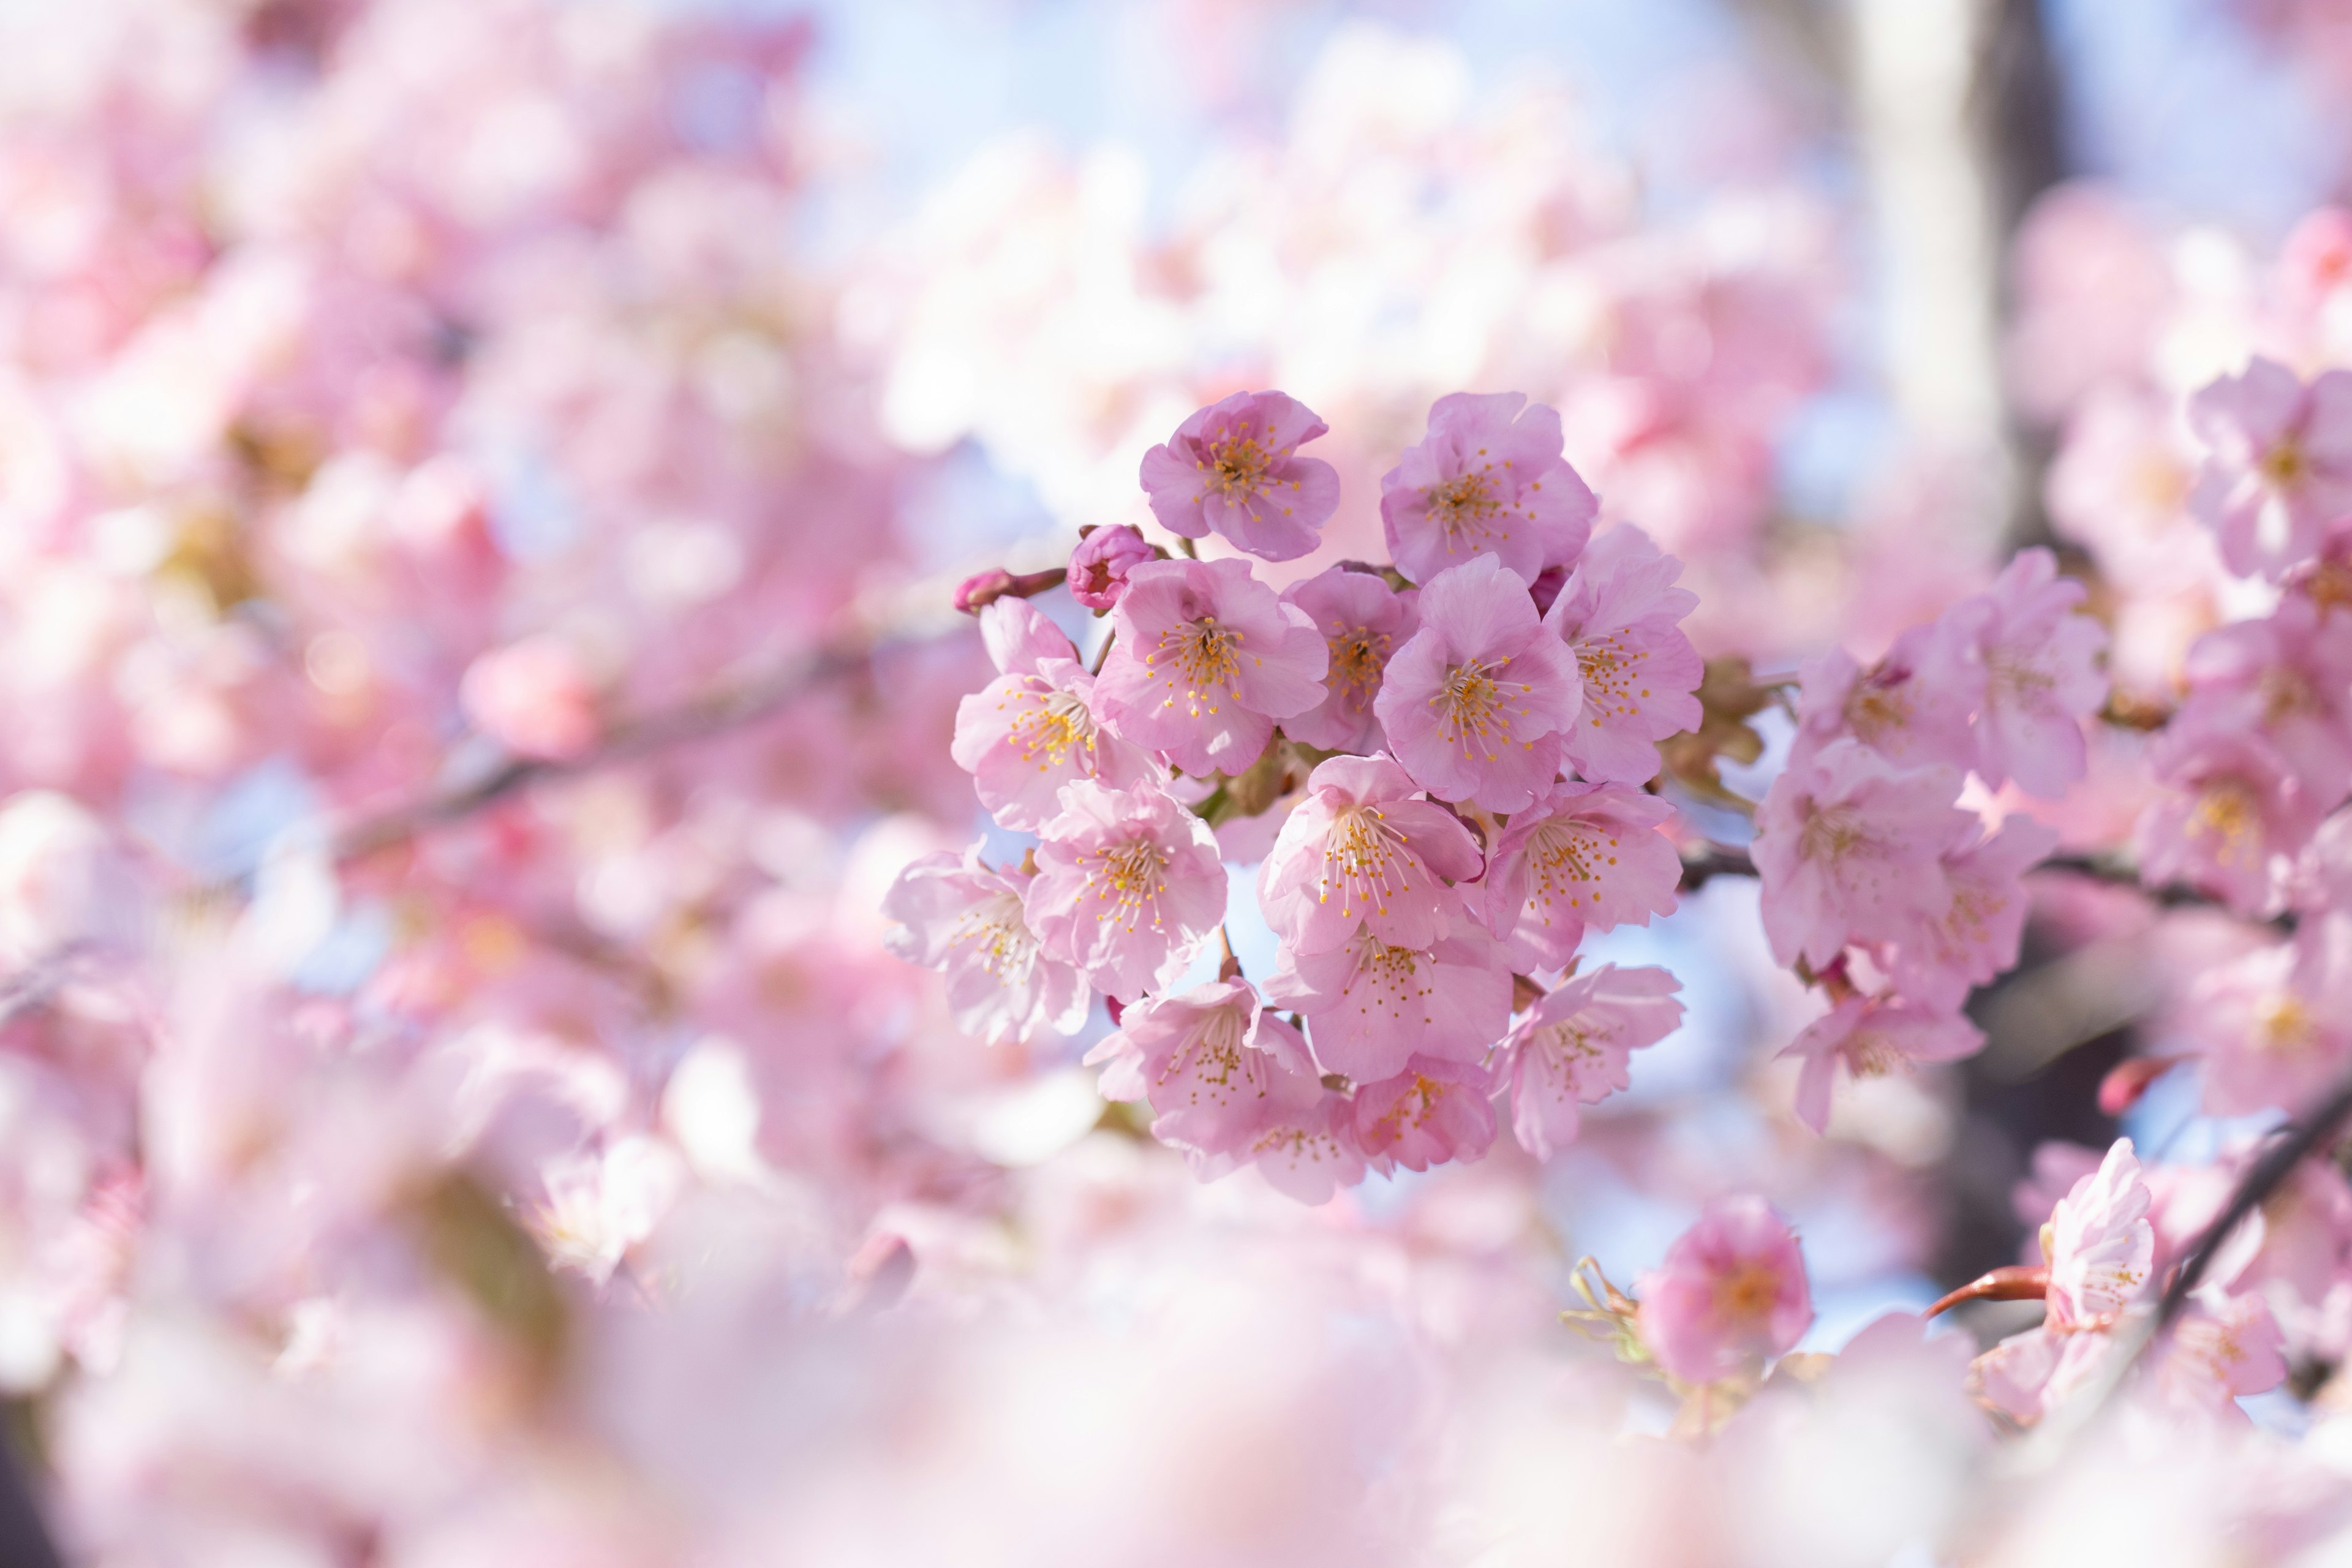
[2156,1069,2352,1328]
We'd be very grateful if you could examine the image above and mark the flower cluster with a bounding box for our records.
[895,390,1700,1195]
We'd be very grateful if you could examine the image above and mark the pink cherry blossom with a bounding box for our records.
[1257,753,1484,957]
[883,847,1090,1044]
[1025,778,1229,1001]
[1138,390,1341,562]
[1081,978,1323,1166]
[2138,726,2322,917]
[1261,913,1513,1084]
[1887,813,2063,1009]
[1752,737,1969,970]
[1351,1055,1498,1174]
[1501,963,1683,1159]
[1637,1195,1815,1384]
[1243,1091,1370,1204]
[1095,557,1329,776]
[980,596,1080,676]
[1372,555,1583,813]
[1483,780,1681,970]
[1379,392,1596,584]
[1066,524,1156,612]
[2187,356,2352,579]
[1279,567,1419,754]
[1793,631,1979,777]
[1957,548,2109,798]
[1969,1322,2110,1426]
[952,613,1158,832]
[1540,525,1705,785]
[1777,997,1985,1135]
[460,634,600,760]
[2151,1288,2288,1419]
[2176,592,2352,802]
[2045,1137,2156,1330]
[2179,939,2352,1118]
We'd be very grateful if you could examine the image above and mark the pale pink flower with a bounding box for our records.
[2176,593,2352,802]
[1279,567,1418,754]
[1483,780,1680,970]
[1379,392,1596,584]
[1372,556,1583,813]
[2179,940,2352,1118]
[1257,754,1484,958]
[1752,737,1969,970]
[2152,1288,2288,1420]
[1887,813,2062,1009]
[1261,913,1513,1084]
[979,595,1080,676]
[883,846,1090,1043]
[1777,997,1985,1135]
[1351,1055,1498,1174]
[1095,557,1329,776]
[1540,526,1704,784]
[1501,963,1683,1159]
[1025,779,1228,1002]
[1138,390,1340,562]
[2045,1137,2155,1330]
[1066,524,1155,612]
[2188,357,2352,579]
[2138,727,2321,917]
[952,608,1158,831]
[1081,978,1322,1165]
[1637,1195,1814,1384]
[1957,548,2109,798]
[1970,1324,2110,1426]
[459,633,600,760]
[1244,1092,1370,1204]
[1792,631,1979,777]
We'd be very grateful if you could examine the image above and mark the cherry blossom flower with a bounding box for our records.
[1777,997,1985,1135]
[1261,913,1513,1083]
[1887,813,2062,1009]
[1379,392,1596,584]
[1352,1055,1498,1174]
[1482,780,1681,970]
[1025,779,1228,1001]
[1752,737,1970,970]
[1373,555,1583,813]
[1138,390,1341,562]
[2179,939,2352,1118]
[1637,1196,1814,1384]
[2139,726,2321,917]
[1793,633,1979,776]
[2187,357,2352,580]
[1257,754,1484,957]
[1095,556,1329,776]
[883,846,1090,1043]
[1500,963,1683,1159]
[2176,592,2352,802]
[1081,978,1323,1165]
[1540,525,1705,784]
[1956,548,2109,798]
[1066,524,1155,612]
[2151,1288,2288,1420]
[1279,567,1418,753]
[952,604,1159,831]
[1243,1092,1370,1204]
[2045,1138,2156,1331]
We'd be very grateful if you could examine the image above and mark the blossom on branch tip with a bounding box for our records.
[1095,557,1329,776]
[1380,391,1595,584]
[2138,727,2320,917]
[2187,356,2352,580]
[1373,555,1583,813]
[1025,778,1227,1002]
[1261,912,1512,1084]
[953,608,1158,832]
[1500,963,1683,1159]
[1959,548,2108,798]
[1752,737,1969,970]
[1352,1055,1498,1174]
[1777,995,1983,1136]
[1066,524,1156,612]
[1139,390,1340,562]
[1082,978,1324,1167]
[1257,753,1484,958]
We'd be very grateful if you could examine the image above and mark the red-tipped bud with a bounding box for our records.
[1104,994,1125,1027]
[953,566,1067,615]
[2098,1054,2185,1118]
[1924,1264,2049,1319]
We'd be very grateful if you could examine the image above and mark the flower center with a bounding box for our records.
[2261,439,2309,489]
[1713,1261,1780,1325]
[951,891,1041,983]
[1203,431,1274,498]
[1329,625,1392,696]
[1796,801,1871,864]
[2257,993,2314,1054]
[1008,688,1096,770]
[1319,805,1416,921]
[1085,838,1172,934]
[1521,818,1619,925]
[1574,634,1641,726]
[2191,780,2260,863]
[1152,615,1245,706]
[1431,657,1531,759]
[1428,470,1505,548]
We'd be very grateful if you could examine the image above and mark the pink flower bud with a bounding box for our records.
[953,566,1065,615]
[1065,524,1155,611]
